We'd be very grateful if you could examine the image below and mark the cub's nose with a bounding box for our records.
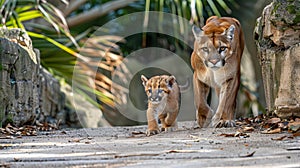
[149,96,162,102]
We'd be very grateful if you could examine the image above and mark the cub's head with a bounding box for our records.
[192,17,236,70]
[141,75,176,104]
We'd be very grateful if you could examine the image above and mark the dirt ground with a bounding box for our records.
[0,121,300,168]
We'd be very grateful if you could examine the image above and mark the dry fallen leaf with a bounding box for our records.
[5,127,13,135]
[288,121,300,133]
[288,121,300,127]
[266,118,281,124]
[166,150,199,154]
[271,135,287,141]
[234,131,250,138]
[69,138,81,143]
[235,121,243,125]
[292,132,300,137]
[1,121,58,138]
[131,131,144,135]
[0,136,15,139]
[219,133,235,137]
[261,128,281,134]
[243,126,255,132]
[278,122,286,129]
[286,147,300,151]
[115,153,160,158]
[239,151,256,157]
[219,131,249,138]
[61,131,67,134]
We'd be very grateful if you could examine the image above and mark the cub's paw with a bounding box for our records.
[212,120,236,128]
[146,129,160,136]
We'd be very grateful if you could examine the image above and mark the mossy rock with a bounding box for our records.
[271,0,300,27]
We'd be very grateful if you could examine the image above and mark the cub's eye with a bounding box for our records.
[158,89,163,93]
[147,89,152,93]
[201,47,209,52]
[219,46,227,52]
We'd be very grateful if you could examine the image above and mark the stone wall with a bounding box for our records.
[0,28,67,126]
[254,0,300,118]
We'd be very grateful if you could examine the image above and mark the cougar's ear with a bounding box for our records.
[166,76,176,88]
[141,75,148,87]
[192,25,203,39]
[226,25,235,41]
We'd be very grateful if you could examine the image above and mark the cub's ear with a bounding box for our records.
[226,25,235,41]
[141,75,148,86]
[192,25,203,39]
[166,76,176,88]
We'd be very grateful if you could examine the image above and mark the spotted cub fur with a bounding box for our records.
[141,75,180,136]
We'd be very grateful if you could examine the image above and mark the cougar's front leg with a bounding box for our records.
[146,108,160,136]
[211,77,239,127]
[194,73,213,128]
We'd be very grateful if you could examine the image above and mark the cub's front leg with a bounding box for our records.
[160,111,178,132]
[211,77,239,127]
[146,108,160,136]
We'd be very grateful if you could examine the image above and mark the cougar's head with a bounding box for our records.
[192,23,235,70]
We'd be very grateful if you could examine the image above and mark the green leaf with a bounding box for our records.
[195,0,204,25]
[0,0,6,7]
[18,10,43,21]
[27,31,89,63]
[6,10,42,26]
[38,5,60,33]
[15,5,33,13]
[215,0,232,14]
[207,0,221,17]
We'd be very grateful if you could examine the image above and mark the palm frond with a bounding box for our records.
[76,35,128,108]
[0,0,127,115]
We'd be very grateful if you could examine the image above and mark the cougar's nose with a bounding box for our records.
[208,58,220,65]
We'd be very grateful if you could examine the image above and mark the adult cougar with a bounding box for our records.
[191,16,244,128]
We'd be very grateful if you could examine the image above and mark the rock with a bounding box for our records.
[0,28,66,126]
[254,0,300,118]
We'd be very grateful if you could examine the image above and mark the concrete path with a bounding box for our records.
[0,121,300,167]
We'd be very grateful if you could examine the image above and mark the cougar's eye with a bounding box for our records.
[201,47,209,52]
[147,89,152,93]
[219,46,227,52]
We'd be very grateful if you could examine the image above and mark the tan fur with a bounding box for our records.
[141,75,180,136]
[191,16,244,127]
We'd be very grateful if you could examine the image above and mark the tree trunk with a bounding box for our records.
[254,0,300,118]
[0,28,66,127]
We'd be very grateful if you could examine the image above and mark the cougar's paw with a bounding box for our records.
[161,126,177,132]
[146,129,160,136]
[197,115,209,128]
[197,110,213,128]
[213,120,236,128]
